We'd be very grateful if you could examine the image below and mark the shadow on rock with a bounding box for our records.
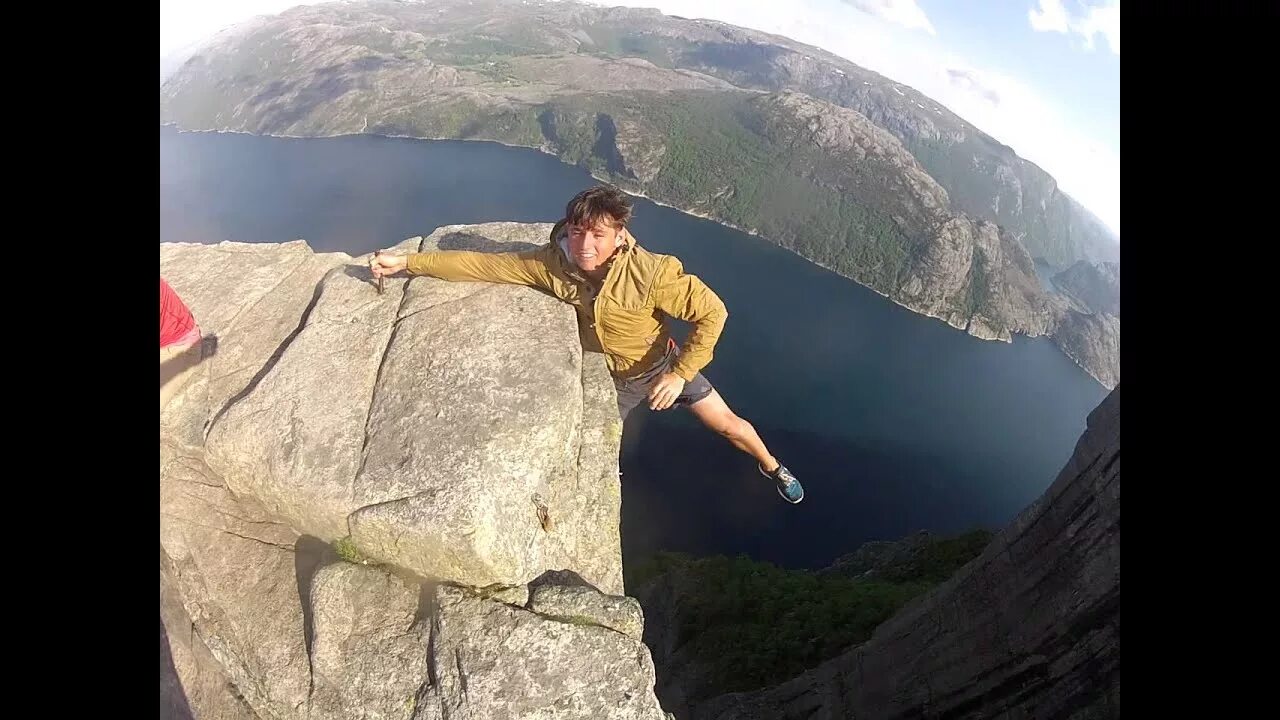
[160,615,196,720]
[529,569,601,593]
[295,535,340,658]
[438,231,538,253]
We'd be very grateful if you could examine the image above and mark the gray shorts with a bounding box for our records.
[614,343,715,420]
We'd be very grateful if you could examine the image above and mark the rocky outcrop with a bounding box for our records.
[422,585,666,719]
[158,239,348,455]
[161,223,665,718]
[177,224,624,593]
[160,456,667,719]
[1052,309,1121,390]
[894,216,1054,342]
[1055,260,1121,317]
[528,584,646,641]
[160,452,323,718]
[690,385,1120,719]
[613,117,668,184]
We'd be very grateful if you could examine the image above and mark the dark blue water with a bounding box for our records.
[160,126,1108,570]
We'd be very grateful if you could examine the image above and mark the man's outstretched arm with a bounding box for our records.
[371,248,553,290]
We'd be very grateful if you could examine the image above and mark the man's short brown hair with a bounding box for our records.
[565,184,634,230]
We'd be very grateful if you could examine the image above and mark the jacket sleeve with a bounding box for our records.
[650,256,728,382]
[405,249,554,291]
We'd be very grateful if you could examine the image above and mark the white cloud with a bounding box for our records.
[1028,0,1120,55]
[159,0,325,58]
[1077,2,1120,54]
[1028,0,1070,33]
[841,0,936,35]
[945,68,1001,106]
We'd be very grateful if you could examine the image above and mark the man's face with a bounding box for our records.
[566,218,623,273]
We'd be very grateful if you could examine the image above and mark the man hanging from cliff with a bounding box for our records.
[370,184,804,504]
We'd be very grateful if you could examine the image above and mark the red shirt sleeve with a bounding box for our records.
[160,278,197,347]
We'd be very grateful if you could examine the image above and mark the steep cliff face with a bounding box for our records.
[160,224,670,719]
[690,386,1120,719]
[1052,309,1121,390]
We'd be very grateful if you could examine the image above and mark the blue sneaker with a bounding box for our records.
[761,463,804,504]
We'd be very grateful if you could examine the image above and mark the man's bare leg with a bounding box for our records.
[686,390,804,502]
[686,390,778,470]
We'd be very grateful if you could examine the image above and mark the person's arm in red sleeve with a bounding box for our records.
[160,278,198,348]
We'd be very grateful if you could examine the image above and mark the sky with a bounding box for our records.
[160,0,1120,236]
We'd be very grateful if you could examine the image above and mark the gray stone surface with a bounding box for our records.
[529,584,645,641]
[414,585,667,720]
[181,228,623,592]
[159,453,312,718]
[307,563,430,720]
[160,240,347,455]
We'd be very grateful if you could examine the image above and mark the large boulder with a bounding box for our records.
[528,583,645,641]
[416,585,667,720]
[164,224,623,593]
[306,563,431,720]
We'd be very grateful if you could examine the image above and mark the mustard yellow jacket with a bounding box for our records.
[405,221,727,382]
